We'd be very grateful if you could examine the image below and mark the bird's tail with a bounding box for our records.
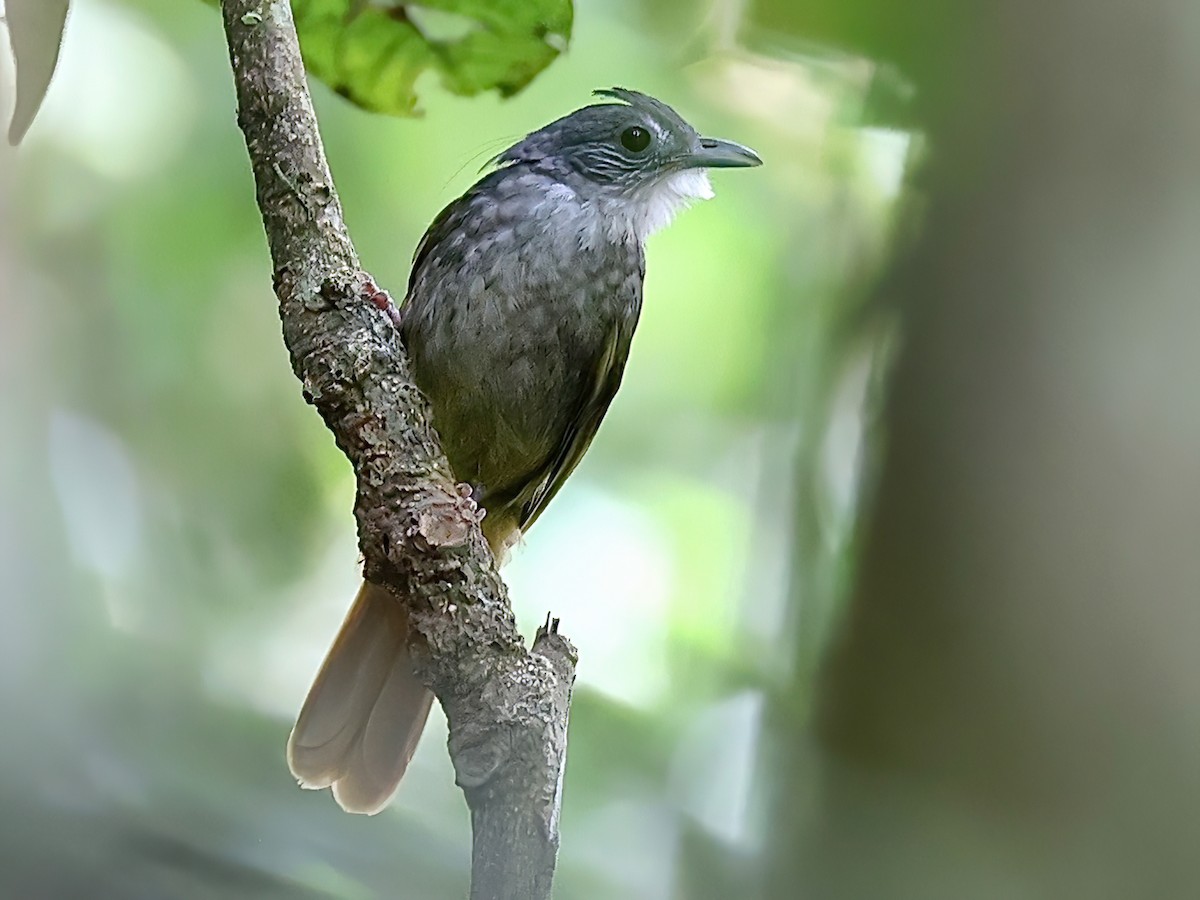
[286,581,433,815]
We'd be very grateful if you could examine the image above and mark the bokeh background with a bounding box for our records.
[5,0,1200,897]
[0,1,895,895]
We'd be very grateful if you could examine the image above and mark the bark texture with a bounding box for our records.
[219,3,576,898]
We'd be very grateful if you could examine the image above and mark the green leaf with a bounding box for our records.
[288,0,572,116]
[5,0,71,145]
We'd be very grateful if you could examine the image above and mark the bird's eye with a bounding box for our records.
[620,126,651,153]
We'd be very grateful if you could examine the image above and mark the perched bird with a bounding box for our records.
[287,88,761,814]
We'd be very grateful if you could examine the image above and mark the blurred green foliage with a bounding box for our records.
[202,0,573,115]
[0,0,898,896]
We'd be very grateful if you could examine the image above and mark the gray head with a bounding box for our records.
[496,87,761,192]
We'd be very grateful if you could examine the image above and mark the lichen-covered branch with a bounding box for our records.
[219,3,576,897]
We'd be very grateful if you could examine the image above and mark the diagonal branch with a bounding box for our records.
[219,3,577,898]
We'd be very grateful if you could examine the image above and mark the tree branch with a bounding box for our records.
[219,3,577,897]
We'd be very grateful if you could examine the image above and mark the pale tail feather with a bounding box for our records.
[286,581,434,815]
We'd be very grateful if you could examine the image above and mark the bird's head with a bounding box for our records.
[496,88,761,240]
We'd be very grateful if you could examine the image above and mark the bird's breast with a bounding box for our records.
[401,183,643,496]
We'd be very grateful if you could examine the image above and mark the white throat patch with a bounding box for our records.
[624,169,714,241]
[573,169,714,248]
[566,169,716,250]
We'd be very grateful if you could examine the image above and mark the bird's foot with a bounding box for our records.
[410,483,485,548]
[454,482,487,523]
[457,481,487,506]
[359,272,403,330]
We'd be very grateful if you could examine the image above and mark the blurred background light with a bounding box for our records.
[0,0,912,895]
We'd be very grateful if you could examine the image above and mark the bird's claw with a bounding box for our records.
[359,272,403,329]
[410,484,485,548]
[454,482,487,524]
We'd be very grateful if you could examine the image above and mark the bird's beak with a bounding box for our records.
[688,137,762,169]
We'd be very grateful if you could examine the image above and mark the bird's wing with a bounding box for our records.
[406,197,468,300]
[517,304,639,534]
[405,169,512,303]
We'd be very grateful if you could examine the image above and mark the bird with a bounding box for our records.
[286,87,761,814]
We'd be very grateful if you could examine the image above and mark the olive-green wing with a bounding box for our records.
[517,311,638,534]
